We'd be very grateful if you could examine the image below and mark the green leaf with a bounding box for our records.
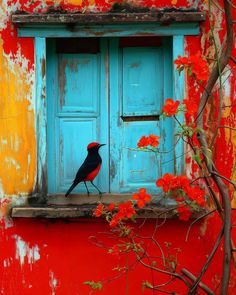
[142,281,154,290]
[192,153,201,166]
[84,281,103,290]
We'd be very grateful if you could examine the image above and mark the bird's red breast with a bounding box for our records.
[84,163,101,181]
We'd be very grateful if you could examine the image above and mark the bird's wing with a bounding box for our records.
[73,159,100,183]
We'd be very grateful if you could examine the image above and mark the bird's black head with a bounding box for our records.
[87,142,105,152]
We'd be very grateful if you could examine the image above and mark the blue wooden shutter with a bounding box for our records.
[47,39,108,194]
[110,38,174,194]
[47,37,177,195]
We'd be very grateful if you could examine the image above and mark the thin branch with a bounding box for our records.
[185,209,217,242]
[217,125,236,131]
[211,171,236,188]
[181,268,215,295]
[136,253,191,288]
[188,226,224,294]
[230,55,236,64]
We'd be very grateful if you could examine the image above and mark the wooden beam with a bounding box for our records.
[11,11,206,25]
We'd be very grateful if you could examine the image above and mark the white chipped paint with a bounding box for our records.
[49,271,58,295]
[0,0,49,31]
[5,157,21,170]
[0,0,20,30]
[1,138,7,145]
[222,67,231,98]
[13,235,40,267]
[2,47,35,110]
[22,153,31,185]
[3,257,13,267]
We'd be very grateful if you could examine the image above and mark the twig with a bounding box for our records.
[217,125,236,131]
[185,209,217,242]
[136,253,191,288]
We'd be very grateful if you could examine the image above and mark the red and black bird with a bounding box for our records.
[65,142,105,197]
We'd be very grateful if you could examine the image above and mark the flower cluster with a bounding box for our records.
[156,173,206,220]
[176,205,191,221]
[94,201,136,227]
[137,134,160,148]
[162,98,180,117]
[94,188,152,227]
[132,188,151,208]
[110,201,136,228]
[174,52,209,81]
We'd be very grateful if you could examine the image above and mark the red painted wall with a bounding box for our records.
[1,215,235,294]
[0,0,236,294]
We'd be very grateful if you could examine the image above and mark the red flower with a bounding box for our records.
[107,203,115,212]
[137,136,150,148]
[162,98,180,117]
[190,52,209,81]
[185,186,205,207]
[176,205,191,221]
[94,203,105,217]
[171,175,190,191]
[118,201,136,219]
[174,53,209,81]
[109,213,122,228]
[137,134,160,148]
[109,201,136,227]
[174,56,191,70]
[132,188,151,208]
[148,134,160,147]
[156,173,175,192]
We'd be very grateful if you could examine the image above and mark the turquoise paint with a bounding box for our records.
[159,37,175,178]
[122,46,163,116]
[173,35,185,174]
[35,37,47,193]
[18,23,200,38]
[30,24,191,195]
[109,38,176,194]
[47,39,109,194]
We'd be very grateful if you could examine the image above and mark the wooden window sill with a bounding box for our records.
[11,194,206,219]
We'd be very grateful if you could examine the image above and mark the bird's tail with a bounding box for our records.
[65,182,77,197]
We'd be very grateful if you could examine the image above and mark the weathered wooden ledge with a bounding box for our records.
[11,203,206,219]
[11,11,206,25]
[11,205,176,218]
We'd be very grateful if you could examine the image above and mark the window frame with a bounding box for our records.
[12,19,203,215]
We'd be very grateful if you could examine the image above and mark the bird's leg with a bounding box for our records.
[90,181,102,196]
[84,181,90,196]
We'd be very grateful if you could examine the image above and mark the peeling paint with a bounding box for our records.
[0,36,36,195]
[49,271,58,295]
[13,235,40,266]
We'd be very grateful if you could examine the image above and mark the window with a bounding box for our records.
[12,11,205,218]
[11,14,204,214]
[46,36,176,195]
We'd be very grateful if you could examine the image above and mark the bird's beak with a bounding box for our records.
[99,144,106,148]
